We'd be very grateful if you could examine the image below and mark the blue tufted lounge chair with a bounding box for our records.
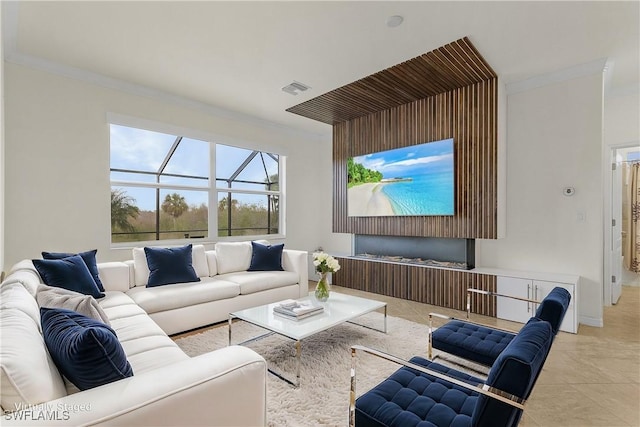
[427,287,571,367]
[350,318,554,427]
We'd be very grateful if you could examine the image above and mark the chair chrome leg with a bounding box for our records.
[428,313,433,360]
[349,347,357,427]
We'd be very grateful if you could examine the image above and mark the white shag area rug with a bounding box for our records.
[174,313,487,427]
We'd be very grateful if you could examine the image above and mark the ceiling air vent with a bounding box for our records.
[282,81,311,95]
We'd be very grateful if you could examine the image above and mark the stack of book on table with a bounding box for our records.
[273,299,324,320]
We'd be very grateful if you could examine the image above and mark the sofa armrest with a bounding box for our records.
[282,249,309,298]
[2,346,267,427]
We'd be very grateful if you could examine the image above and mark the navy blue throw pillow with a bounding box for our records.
[33,255,105,299]
[248,241,284,271]
[42,249,105,292]
[40,307,133,391]
[144,244,200,287]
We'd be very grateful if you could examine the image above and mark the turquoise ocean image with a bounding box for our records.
[348,138,454,216]
[381,170,454,215]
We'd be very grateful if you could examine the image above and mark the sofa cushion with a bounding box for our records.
[248,241,284,271]
[33,255,104,299]
[40,307,133,391]
[3,263,44,297]
[97,291,138,310]
[36,284,110,326]
[126,277,240,314]
[0,281,41,329]
[6,260,42,296]
[0,308,67,411]
[114,315,188,374]
[431,320,516,366]
[355,357,481,427]
[217,271,299,295]
[215,241,252,274]
[144,245,200,287]
[42,249,105,292]
[97,262,131,292]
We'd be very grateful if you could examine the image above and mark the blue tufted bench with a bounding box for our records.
[428,287,571,367]
[351,318,554,427]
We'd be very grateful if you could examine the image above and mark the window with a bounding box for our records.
[110,123,282,243]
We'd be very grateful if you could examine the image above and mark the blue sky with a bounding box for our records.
[353,138,454,179]
[110,125,278,211]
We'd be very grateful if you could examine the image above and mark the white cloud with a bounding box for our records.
[381,153,453,170]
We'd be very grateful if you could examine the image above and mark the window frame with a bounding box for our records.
[108,114,285,248]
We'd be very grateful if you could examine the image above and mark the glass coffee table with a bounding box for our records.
[228,292,387,387]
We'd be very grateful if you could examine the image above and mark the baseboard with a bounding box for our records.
[579,316,603,328]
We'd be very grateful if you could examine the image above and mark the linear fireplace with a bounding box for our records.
[353,235,475,270]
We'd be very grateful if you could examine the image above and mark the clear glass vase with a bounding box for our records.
[315,272,331,302]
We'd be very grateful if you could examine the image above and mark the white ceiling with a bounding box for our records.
[3,1,639,136]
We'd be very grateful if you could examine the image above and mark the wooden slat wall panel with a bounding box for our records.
[334,257,496,316]
[333,78,497,239]
[287,37,497,125]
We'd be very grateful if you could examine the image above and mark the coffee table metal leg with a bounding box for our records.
[228,315,233,346]
[347,304,388,334]
[295,340,301,387]
[264,339,301,388]
[383,305,387,333]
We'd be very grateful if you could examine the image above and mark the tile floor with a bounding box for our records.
[331,283,640,427]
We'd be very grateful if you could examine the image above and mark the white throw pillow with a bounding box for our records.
[191,244,210,278]
[132,247,150,287]
[0,309,67,411]
[215,242,252,274]
[206,251,218,276]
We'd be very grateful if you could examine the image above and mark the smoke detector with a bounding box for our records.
[282,81,311,95]
[387,15,404,28]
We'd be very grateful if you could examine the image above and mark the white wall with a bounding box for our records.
[476,72,605,326]
[604,91,640,147]
[3,62,328,267]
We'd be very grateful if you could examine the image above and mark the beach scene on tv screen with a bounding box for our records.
[347,138,454,217]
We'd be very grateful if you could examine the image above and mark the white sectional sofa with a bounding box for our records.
[0,241,309,426]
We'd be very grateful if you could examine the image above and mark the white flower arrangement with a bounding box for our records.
[312,251,341,274]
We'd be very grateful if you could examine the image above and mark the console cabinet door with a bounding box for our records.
[532,280,576,333]
[496,276,532,325]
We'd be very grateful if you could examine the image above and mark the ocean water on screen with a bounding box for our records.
[381,171,454,215]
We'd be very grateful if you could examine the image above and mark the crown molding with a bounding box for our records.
[506,58,607,95]
[5,50,329,140]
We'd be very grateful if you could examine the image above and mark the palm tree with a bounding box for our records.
[161,193,188,230]
[111,189,140,232]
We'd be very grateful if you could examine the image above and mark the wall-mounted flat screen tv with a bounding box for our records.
[347,138,454,217]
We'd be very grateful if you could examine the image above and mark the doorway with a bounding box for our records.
[606,144,640,306]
